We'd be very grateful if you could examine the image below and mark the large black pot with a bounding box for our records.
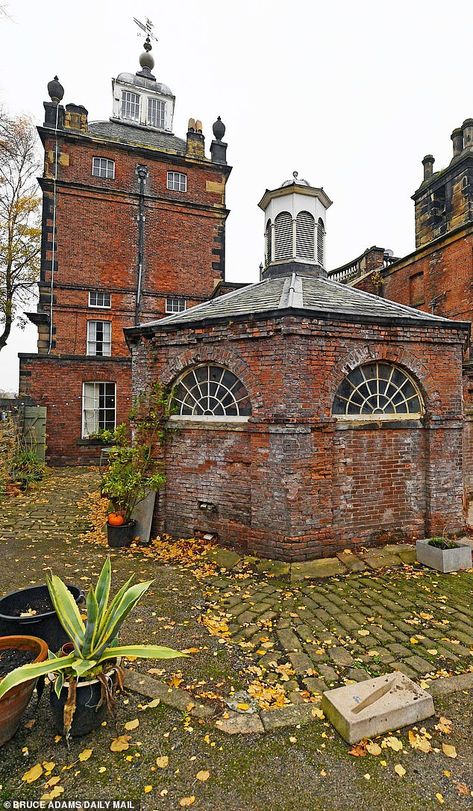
[0,585,83,653]
[50,672,116,736]
[107,520,136,548]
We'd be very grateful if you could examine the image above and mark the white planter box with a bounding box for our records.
[416,538,472,573]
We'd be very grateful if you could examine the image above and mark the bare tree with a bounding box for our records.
[0,110,41,353]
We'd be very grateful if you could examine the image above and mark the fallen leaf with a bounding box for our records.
[110,735,131,752]
[156,756,169,769]
[436,717,452,734]
[24,719,36,730]
[144,786,153,794]
[358,630,370,637]
[427,649,438,655]
[366,742,382,756]
[124,719,139,731]
[98,767,106,774]
[455,782,471,797]
[442,743,457,759]
[179,797,196,807]
[78,749,93,762]
[408,730,432,753]
[311,708,325,720]
[435,793,445,805]
[44,776,61,789]
[349,742,367,757]
[42,761,55,773]
[382,736,403,752]
[140,698,160,710]
[196,770,210,782]
[22,764,43,783]
[363,773,371,780]
[40,786,64,801]
[410,637,419,645]
[394,764,406,777]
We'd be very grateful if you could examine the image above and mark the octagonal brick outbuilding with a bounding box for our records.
[126,260,469,561]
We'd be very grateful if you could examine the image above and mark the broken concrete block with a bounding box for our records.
[321,671,434,744]
[215,711,264,734]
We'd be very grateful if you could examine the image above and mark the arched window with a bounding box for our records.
[317,218,325,265]
[332,362,423,418]
[172,364,252,418]
[296,211,315,260]
[274,212,293,260]
[265,219,272,264]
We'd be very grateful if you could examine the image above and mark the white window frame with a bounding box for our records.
[92,157,115,180]
[148,97,166,129]
[82,382,116,438]
[121,90,140,122]
[165,296,187,314]
[88,291,111,309]
[167,171,187,192]
[171,364,252,422]
[332,362,424,421]
[86,320,112,357]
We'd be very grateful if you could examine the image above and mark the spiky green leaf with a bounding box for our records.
[0,653,75,700]
[94,557,112,615]
[97,645,184,663]
[82,587,99,658]
[47,573,85,650]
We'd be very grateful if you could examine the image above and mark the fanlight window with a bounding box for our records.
[333,363,423,418]
[274,212,292,260]
[296,211,315,260]
[173,365,252,418]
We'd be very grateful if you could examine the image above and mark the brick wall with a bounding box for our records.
[18,355,131,465]
[131,314,466,560]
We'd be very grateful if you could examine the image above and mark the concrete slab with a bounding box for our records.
[290,557,347,582]
[321,671,434,744]
[361,548,402,569]
[336,551,367,572]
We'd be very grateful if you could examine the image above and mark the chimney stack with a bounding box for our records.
[462,119,473,150]
[186,118,205,158]
[422,154,435,181]
[451,127,463,158]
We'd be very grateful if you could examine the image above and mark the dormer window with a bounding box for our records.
[121,90,140,122]
[148,98,165,129]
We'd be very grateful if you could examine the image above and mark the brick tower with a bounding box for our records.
[19,34,231,464]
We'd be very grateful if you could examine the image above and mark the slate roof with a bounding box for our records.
[131,270,470,333]
[87,120,186,155]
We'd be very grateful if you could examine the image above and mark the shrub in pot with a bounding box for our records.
[0,635,49,746]
[100,385,173,548]
[0,558,183,738]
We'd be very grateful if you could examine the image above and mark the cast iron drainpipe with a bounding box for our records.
[135,165,149,326]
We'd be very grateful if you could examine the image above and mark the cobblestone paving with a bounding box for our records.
[204,561,473,702]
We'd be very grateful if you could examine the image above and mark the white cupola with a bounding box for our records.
[111,36,176,133]
[258,171,332,277]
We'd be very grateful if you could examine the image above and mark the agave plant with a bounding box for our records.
[0,558,183,734]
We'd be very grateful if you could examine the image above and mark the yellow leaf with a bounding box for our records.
[394,764,406,777]
[144,786,153,794]
[408,730,432,753]
[124,719,139,731]
[442,743,457,759]
[182,647,200,654]
[436,717,452,734]
[196,770,210,782]
[358,630,370,637]
[427,649,438,655]
[366,742,382,756]
[40,786,64,801]
[179,797,196,807]
[54,735,62,743]
[44,776,61,788]
[110,735,131,752]
[442,770,451,778]
[382,736,403,752]
[410,637,419,645]
[42,761,55,772]
[78,749,93,762]
[156,756,169,769]
[435,793,445,804]
[140,698,160,710]
[363,773,371,780]
[98,767,106,773]
[237,703,250,711]
[22,764,43,783]
[311,708,325,720]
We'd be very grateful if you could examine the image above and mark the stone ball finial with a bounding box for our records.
[212,116,225,141]
[139,36,155,71]
[47,76,64,104]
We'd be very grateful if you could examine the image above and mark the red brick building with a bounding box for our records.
[328,120,473,497]
[19,37,231,464]
[127,176,468,560]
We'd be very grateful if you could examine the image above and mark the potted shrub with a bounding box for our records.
[0,558,183,738]
[101,385,173,548]
[416,536,472,573]
[0,635,49,746]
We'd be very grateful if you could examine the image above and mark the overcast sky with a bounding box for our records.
[1,0,472,391]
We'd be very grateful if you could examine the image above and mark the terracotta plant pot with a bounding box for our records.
[0,635,49,747]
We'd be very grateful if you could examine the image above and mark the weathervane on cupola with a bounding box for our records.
[133,16,158,80]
